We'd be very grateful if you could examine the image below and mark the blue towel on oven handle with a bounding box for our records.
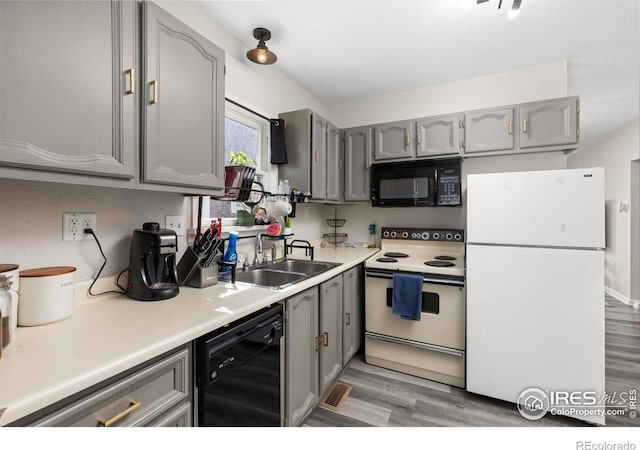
[392,272,423,321]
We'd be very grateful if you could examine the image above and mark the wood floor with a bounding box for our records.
[303,296,639,427]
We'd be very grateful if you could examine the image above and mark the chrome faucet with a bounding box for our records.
[254,233,263,265]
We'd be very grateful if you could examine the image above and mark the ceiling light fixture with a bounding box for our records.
[246,28,277,65]
[507,0,522,20]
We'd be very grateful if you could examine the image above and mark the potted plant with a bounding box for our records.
[224,151,257,201]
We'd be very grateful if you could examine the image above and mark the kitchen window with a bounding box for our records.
[195,101,275,229]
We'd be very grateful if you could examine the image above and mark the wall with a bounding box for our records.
[327,62,568,128]
[0,179,188,283]
[567,119,640,304]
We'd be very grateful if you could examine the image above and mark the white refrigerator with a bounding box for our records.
[466,168,606,425]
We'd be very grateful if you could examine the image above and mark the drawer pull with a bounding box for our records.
[150,80,158,104]
[99,400,141,427]
[125,68,135,95]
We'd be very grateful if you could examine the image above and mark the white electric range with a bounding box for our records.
[364,227,466,388]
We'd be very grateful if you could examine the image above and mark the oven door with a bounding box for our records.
[364,269,465,351]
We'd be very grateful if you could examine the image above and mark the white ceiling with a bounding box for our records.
[200,0,640,147]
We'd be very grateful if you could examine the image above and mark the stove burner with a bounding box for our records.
[434,255,456,261]
[425,260,455,267]
[376,257,398,263]
[384,252,409,258]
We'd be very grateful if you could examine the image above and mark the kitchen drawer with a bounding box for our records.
[365,334,465,388]
[32,346,190,427]
[147,402,192,427]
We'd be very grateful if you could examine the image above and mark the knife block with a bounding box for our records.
[177,247,218,288]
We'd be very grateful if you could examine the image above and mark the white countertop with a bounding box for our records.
[0,245,379,426]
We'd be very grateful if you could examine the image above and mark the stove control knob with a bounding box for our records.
[421,232,430,240]
[401,231,409,239]
[383,230,390,238]
[412,232,419,239]
[445,233,453,241]
[433,232,440,240]
[390,231,397,238]
[454,233,462,241]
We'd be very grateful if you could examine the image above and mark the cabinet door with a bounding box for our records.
[343,127,371,202]
[464,107,515,154]
[416,114,461,157]
[0,1,136,179]
[325,122,342,202]
[143,2,225,190]
[310,115,327,200]
[373,120,414,161]
[285,288,319,427]
[319,276,343,394]
[342,266,363,364]
[518,97,578,149]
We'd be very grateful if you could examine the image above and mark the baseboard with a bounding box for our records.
[605,287,640,309]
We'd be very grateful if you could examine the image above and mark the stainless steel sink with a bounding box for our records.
[219,259,342,290]
[267,259,341,275]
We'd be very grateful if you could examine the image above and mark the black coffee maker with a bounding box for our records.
[126,222,179,301]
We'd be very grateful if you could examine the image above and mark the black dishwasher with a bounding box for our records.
[195,304,283,427]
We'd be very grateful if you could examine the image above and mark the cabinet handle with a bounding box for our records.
[314,150,319,162]
[406,132,411,146]
[315,335,324,352]
[417,132,421,145]
[323,332,329,347]
[338,159,342,170]
[508,120,513,135]
[125,68,135,95]
[523,119,528,134]
[98,400,141,427]
[345,312,351,325]
[150,80,158,104]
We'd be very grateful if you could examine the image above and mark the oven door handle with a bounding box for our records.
[365,332,464,358]
[365,270,464,287]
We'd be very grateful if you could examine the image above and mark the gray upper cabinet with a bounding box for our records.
[142,1,225,191]
[279,109,341,202]
[343,126,371,202]
[416,114,461,157]
[285,288,320,427]
[463,106,515,154]
[0,1,136,179]
[372,119,414,161]
[319,275,343,394]
[518,96,579,150]
[310,116,328,200]
[325,123,342,202]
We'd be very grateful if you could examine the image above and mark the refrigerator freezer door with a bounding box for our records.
[466,244,605,425]
[467,168,605,249]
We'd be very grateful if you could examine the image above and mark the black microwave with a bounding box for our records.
[370,157,462,207]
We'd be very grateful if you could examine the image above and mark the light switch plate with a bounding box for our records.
[165,215,185,236]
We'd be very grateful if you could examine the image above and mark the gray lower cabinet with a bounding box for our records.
[343,126,371,202]
[279,109,341,202]
[26,345,191,427]
[463,106,515,154]
[416,114,462,157]
[342,265,363,364]
[142,1,225,191]
[285,287,320,427]
[372,119,414,161]
[0,0,136,180]
[518,96,579,150]
[319,275,343,394]
[285,274,344,427]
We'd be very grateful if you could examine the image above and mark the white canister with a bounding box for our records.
[18,266,76,326]
[0,264,20,332]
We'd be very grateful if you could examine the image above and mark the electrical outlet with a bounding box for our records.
[63,213,96,241]
[165,215,185,236]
